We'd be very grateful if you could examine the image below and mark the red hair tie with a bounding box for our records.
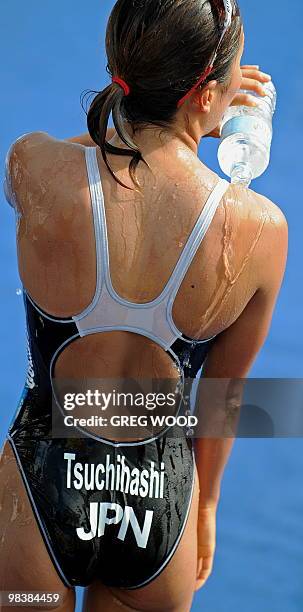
[112,76,131,96]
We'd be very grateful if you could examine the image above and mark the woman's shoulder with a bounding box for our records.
[191,155,287,229]
[230,181,288,231]
[193,156,288,274]
[228,182,288,283]
[3,132,47,209]
[5,132,56,184]
[6,131,54,161]
[5,131,81,166]
[4,131,85,210]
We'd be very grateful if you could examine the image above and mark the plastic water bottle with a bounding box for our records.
[217,80,277,187]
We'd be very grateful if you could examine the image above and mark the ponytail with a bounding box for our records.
[84,84,151,193]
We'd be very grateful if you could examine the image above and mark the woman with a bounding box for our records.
[0,1,287,611]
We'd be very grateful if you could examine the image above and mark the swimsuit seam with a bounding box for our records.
[70,324,175,351]
[24,290,75,324]
[7,434,72,589]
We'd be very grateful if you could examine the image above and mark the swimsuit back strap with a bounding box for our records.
[165,177,230,304]
[84,146,107,287]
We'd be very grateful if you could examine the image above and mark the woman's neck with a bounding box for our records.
[108,120,202,158]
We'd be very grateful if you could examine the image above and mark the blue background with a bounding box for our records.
[1,1,302,611]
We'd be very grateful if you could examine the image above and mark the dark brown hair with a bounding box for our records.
[85,0,242,192]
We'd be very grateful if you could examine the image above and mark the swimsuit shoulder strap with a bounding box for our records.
[84,146,107,291]
[164,177,230,304]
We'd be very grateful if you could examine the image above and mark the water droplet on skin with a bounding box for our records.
[10,492,19,522]
[16,288,22,295]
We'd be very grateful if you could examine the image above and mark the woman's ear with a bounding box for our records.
[193,80,218,113]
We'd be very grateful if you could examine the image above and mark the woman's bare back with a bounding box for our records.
[8,130,280,382]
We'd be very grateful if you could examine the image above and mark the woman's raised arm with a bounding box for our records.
[66,128,116,146]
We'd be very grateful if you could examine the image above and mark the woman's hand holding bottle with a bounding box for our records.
[206,65,272,138]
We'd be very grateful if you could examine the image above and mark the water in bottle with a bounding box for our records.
[217,80,277,187]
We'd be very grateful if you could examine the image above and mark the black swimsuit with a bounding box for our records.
[7,146,229,589]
